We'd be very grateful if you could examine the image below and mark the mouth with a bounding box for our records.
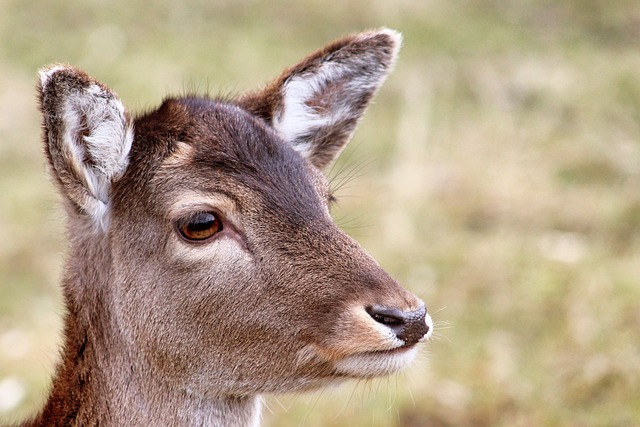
[333,344,420,378]
[364,343,417,356]
[323,305,434,379]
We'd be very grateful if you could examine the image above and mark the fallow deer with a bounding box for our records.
[17,28,432,426]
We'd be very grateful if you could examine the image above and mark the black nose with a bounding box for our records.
[366,305,429,346]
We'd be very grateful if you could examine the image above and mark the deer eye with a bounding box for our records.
[177,211,223,241]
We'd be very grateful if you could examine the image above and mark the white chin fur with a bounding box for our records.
[334,346,419,378]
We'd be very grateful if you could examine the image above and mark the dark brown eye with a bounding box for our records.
[177,212,223,241]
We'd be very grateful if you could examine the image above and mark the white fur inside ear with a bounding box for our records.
[61,84,133,228]
[274,62,373,153]
[273,64,338,150]
[272,53,388,161]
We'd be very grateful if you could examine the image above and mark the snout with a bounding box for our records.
[366,304,432,346]
[294,226,434,376]
[327,300,433,378]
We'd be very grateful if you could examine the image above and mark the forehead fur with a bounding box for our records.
[124,97,328,222]
[133,96,305,169]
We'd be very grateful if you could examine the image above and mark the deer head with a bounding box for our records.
[34,28,432,426]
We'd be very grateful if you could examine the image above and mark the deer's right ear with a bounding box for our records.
[38,65,133,230]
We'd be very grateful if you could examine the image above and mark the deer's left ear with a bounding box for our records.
[239,28,401,171]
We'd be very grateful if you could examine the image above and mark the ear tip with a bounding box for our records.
[376,27,403,46]
[357,28,403,62]
[38,64,67,90]
[379,28,403,60]
[37,64,88,92]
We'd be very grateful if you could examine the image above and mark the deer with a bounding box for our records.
[15,28,433,426]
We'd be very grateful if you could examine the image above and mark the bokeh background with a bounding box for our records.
[1,1,639,426]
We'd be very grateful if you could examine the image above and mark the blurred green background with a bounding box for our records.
[1,0,639,426]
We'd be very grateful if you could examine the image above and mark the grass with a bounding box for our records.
[1,0,639,425]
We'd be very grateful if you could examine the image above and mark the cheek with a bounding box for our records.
[114,236,257,349]
[167,234,251,266]
[113,240,264,383]
[161,237,257,319]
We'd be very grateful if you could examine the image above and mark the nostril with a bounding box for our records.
[366,305,429,346]
[366,306,405,326]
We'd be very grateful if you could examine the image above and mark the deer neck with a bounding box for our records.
[32,227,262,427]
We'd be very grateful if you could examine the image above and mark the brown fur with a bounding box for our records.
[16,29,431,427]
